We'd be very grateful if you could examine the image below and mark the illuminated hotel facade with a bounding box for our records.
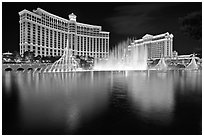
[133,32,173,59]
[19,8,109,58]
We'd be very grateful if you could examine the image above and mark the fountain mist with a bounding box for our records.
[94,39,148,71]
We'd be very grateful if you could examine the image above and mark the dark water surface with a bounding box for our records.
[2,70,202,135]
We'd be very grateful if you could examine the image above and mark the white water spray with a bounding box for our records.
[94,39,148,71]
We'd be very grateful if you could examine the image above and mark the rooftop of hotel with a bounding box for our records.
[19,8,106,30]
[134,32,173,43]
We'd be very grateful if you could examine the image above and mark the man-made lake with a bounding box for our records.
[2,70,202,135]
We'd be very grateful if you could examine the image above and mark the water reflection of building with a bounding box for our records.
[127,72,174,125]
[19,8,109,59]
[132,32,173,59]
[3,72,12,94]
[173,71,202,93]
[13,72,109,133]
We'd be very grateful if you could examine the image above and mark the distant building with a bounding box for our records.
[3,52,13,56]
[19,8,109,59]
[133,32,173,59]
[3,52,13,59]
[172,50,178,58]
[2,52,14,63]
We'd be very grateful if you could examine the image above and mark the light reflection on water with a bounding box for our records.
[4,72,12,95]
[2,70,202,134]
[127,72,174,125]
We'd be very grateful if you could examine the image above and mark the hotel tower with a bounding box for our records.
[19,8,109,59]
[133,32,173,59]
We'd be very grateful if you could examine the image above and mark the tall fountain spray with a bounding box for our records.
[94,39,148,71]
[186,55,199,70]
[44,38,148,72]
[44,39,79,72]
[154,57,168,70]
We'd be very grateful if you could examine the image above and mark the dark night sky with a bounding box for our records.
[2,2,202,55]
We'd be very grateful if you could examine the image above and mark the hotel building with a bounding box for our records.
[19,8,109,58]
[133,32,173,59]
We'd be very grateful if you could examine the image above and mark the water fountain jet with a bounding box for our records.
[44,40,79,73]
[94,39,148,71]
[186,55,199,70]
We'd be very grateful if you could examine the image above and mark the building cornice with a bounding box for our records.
[100,31,110,34]
[134,32,173,43]
[19,9,41,18]
[35,8,69,22]
[76,22,101,29]
[19,8,108,32]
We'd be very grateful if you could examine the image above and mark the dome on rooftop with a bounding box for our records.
[69,13,77,21]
